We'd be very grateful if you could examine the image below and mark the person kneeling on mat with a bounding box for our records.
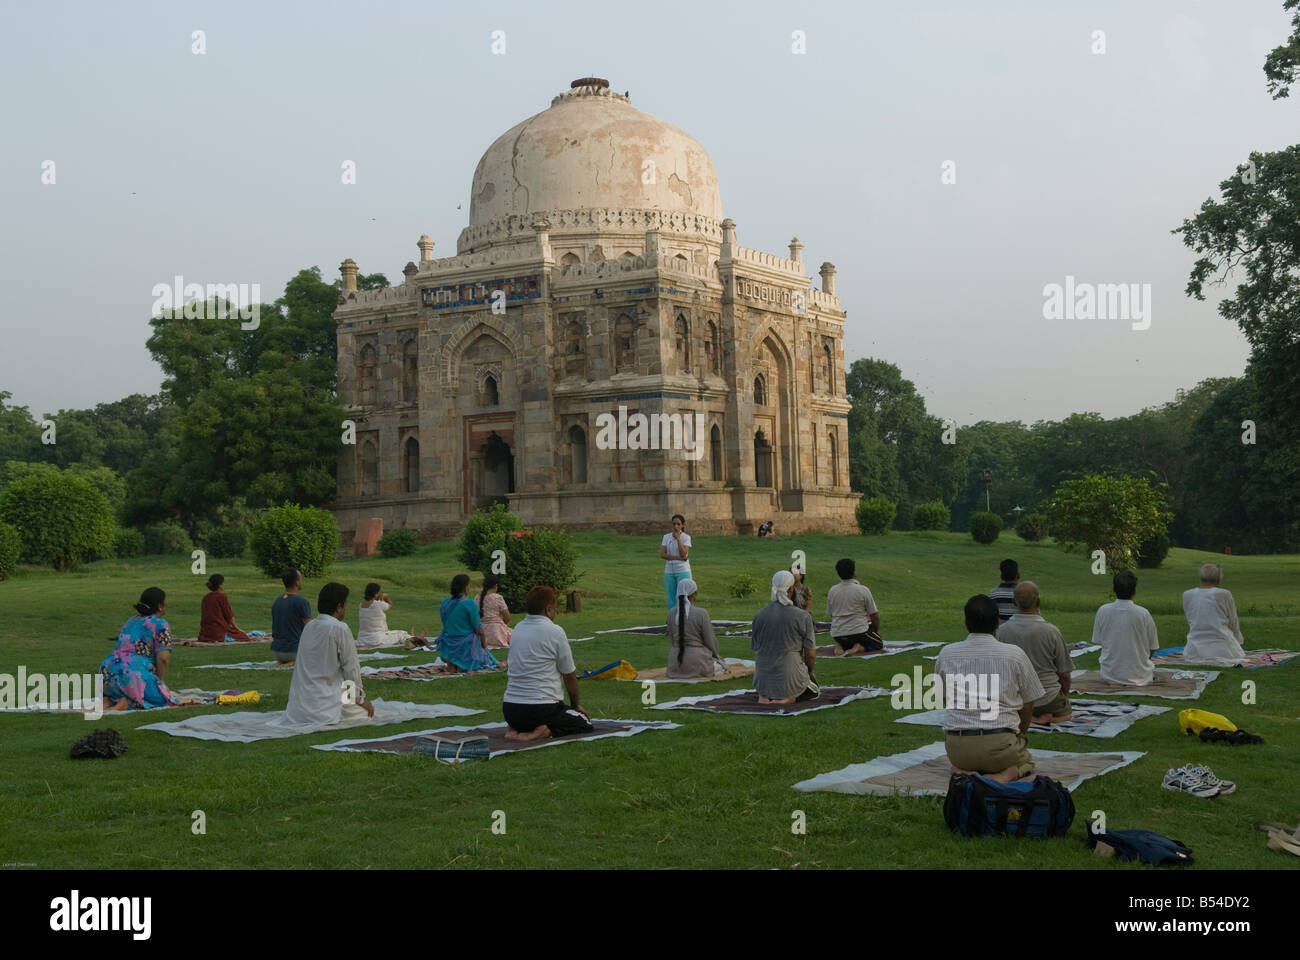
[502,586,593,741]
[936,595,1044,783]
[751,570,819,704]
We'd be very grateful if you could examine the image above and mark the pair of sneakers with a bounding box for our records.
[1162,764,1236,798]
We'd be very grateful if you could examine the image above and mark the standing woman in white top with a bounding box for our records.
[659,513,692,609]
[356,582,415,649]
[1182,563,1248,664]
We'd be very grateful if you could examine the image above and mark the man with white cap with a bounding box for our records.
[750,570,819,703]
[666,578,728,678]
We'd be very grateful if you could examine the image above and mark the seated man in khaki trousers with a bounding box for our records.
[935,595,1044,783]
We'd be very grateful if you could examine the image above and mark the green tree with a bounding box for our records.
[1264,0,1300,98]
[0,392,40,464]
[1047,475,1172,570]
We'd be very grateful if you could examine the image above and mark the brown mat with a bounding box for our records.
[814,641,935,659]
[1070,668,1214,699]
[632,663,755,683]
[312,719,677,758]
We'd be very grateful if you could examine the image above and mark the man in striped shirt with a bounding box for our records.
[987,558,1020,623]
[936,595,1044,782]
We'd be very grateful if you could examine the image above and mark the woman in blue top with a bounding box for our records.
[100,587,180,710]
[436,574,502,673]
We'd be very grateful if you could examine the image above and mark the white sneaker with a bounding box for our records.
[1162,767,1219,798]
[1184,764,1236,795]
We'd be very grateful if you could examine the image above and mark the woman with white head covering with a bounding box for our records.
[750,570,819,703]
[665,578,727,678]
[1182,563,1248,664]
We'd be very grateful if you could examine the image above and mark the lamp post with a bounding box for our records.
[1012,505,1023,524]
[980,470,992,513]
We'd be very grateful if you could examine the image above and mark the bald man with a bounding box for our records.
[995,581,1073,722]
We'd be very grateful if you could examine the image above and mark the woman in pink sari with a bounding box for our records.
[478,574,513,649]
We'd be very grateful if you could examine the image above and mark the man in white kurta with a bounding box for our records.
[284,583,372,726]
[1093,570,1160,686]
[1182,563,1247,664]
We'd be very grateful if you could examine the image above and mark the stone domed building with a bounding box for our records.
[333,78,857,539]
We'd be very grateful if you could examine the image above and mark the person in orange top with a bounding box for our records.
[199,574,253,643]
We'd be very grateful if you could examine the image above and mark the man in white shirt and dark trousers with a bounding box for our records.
[503,585,593,741]
[825,558,881,656]
[936,595,1044,783]
[284,582,374,726]
[1093,570,1160,685]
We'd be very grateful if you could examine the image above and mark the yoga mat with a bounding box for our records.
[716,622,835,636]
[650,686,887,716]
[596,621,751,635]
[359,659,503,681]
[0,687,259,714]
[137,699,481,743]
[175,636,271,648]
[312,718,680,759]
[894,699,1170,739]
[1070,668,1218,700]
[924,640,1101,662]
[621,658,755,683]
[191,651,408,670]
[1152,646,1299,668]
[816,641,942,659]
[792,740,1145,796]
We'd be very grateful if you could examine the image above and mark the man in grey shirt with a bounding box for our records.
[751,570,818,703]
[996,581,1072,722]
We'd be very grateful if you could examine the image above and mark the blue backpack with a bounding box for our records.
[943,773,1075,838]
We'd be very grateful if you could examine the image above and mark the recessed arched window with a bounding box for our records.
[705,320,720,374]
[403,436,419,492]
[357,343,378,406]
[402,339,418,402]
[563,320,585,378]
[360,438,379,497]
[710,424,723,481]
[754,430,773,488]
[829,429,839,488]
[569,425,587,484]
[614,314,635,373]
[560,252,581,267]
[753,374,767,406]
[483,375,499,406]
[823,339,835,397]
[674,314,690,372]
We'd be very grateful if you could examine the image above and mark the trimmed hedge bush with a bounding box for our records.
[855,496,897,535]
[455,503,522,572]
[205,527,248,559]
[0,472,115,571]
[912,500,951,531]
[1016,513,1048,542]
[496,527,579,611]
[378,528,419,558]
[249,504,340,578]
[143,521,194,556]
[969,511,1003,544]
[113,527,145,559]
[1136,531,1172,569]
[0,521,21,581]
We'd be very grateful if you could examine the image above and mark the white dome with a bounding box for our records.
[467,79,723,231]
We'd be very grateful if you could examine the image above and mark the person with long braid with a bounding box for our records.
[665,578,727,678]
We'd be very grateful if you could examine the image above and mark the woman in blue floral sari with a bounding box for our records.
[436,574,501,673]
[100,587,180,710]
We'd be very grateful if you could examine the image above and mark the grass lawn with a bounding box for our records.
[1,530,1297,870]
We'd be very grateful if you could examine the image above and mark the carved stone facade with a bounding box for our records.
[333,79,858,539]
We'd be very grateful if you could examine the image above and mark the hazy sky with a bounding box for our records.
[2,0,1296,426]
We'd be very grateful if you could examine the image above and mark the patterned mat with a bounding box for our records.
[621,658,756,683]
[792,740,1145,796]
[816,641,943,659]
[359,659,503,681]
[1152,646,1299,668]
[894,698,1170,739]
[650,685,887,716]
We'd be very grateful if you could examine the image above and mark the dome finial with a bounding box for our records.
[571,77,608,89]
